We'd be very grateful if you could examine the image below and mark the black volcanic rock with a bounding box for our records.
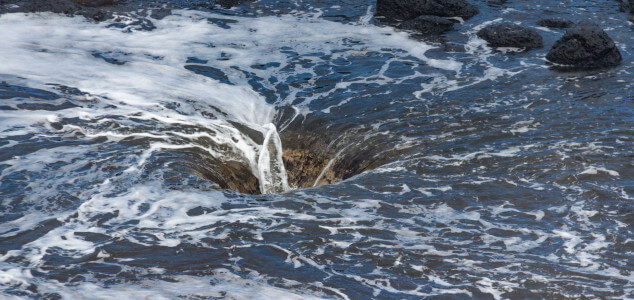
[376,0,479,22]
[477,23,543,50]
[546,23,622,70]
[400,15,455,35]
[216,0,253,8]
[17,0,81,14]
[537,18,573,29]
[444,42,466,52]
[619,0,634,13]
[72,0,116,7]
[12,0,111,20]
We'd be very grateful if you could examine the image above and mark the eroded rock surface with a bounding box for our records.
[216,0,253,9]
[282,149,336,188]
[71,0,116,7]
[5,0,112,20]
[477,23,543,50]
[537,18,573,29]
[376,0,479,22]
[188,157,261,194]
[546,23,622,70]
[400,15,455,35]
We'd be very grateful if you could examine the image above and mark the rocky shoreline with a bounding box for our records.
[2,0,628,70]
[375,0,625,70]
[1,0,629,194]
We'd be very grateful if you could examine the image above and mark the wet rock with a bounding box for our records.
[483,0,508,6]
[537,18,573,29]
[444,42,466,52]
[280,130,340,188]
[150,8,172,20]
[546,23,622,70]
[71,0,116,7]
[15,0,81,14]
[619,0,634,13]
[185,65,232,85]
[376,0,479,22]
[477,23,543,50]
[283,149,335,188]
[400,15,455,35]
[7,0,112,21]
[189,158,261,194]
[216,0,253,9]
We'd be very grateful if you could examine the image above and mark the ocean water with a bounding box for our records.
[0,0,632,298]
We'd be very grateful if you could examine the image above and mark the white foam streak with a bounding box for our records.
[258,123,290,194]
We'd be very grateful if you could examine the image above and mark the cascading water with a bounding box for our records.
[257,123,290,194]
[0,1,632,299]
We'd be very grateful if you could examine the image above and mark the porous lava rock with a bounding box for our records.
[376,0,479,22]
[400,15,455,35]
[71,0,116,7]
[537,18,574,29]
[282,149,336,188]
[477,23,543,50]
[546,23,622,70]
[216,0,253,9]
[5,0,112,20]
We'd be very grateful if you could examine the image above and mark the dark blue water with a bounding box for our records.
[0,0,632,298]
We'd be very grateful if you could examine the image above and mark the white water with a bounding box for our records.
[0,6,632,299]
[0,10,460,194]
[0,9,468,298]
[258,123,290,193]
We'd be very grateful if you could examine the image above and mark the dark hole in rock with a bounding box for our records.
[184,128,376,195]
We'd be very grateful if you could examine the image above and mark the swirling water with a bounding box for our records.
[0,0,633,298]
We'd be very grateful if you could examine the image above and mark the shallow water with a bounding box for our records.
[0,0,633,298]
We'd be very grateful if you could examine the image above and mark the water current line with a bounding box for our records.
[257,123,290,194]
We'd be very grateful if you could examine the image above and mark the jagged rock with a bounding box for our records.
[71,0,116,7]
[546,23,622,70]
[376,0,479,22]
[16,0,82,14]
[216,0,252,8]
[537,18,573,29]
[150,8,172,20]
[400,15,455,35]
[5,0,114,20]
[283,149,335,188]
[189,157,261,194]
[477,23,543,50]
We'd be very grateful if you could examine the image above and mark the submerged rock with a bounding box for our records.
[444,42,466,52]
[546,23,622,70]
[400,15,455,35]
[537,18,574,29]
[477,23,543,50]
[376,0,479,22]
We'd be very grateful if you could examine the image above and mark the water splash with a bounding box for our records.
[258,123,290,194]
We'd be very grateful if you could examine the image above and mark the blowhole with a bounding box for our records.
[187,129,373,195]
